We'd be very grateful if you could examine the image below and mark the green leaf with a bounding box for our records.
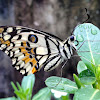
[73,74,84,88]
[80,77,96,85]
[74,87,100,100]
[11,82,18,91]
[21,74,35,100]
[21,74,35,93]
[14,91,26,99]
[25,88,29,94]
[74,23,100,72]
[79,69,95,78]
[78,69,96,85]
[45,76,78,94]
[16,82,23,92]
[95,66,100,81]
[32,87,51,100]
[77,61,87,74]
[0,97,17,100]
[61,95,70,100]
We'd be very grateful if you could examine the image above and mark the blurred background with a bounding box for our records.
[0,0,100,99]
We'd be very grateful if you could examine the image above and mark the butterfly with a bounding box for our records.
[0,26,77,75]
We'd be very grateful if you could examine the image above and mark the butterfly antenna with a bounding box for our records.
[82,8,90,23]
[71,8,90,35]
[54,60,68,87]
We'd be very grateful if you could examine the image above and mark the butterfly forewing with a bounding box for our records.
[0,26,63,75]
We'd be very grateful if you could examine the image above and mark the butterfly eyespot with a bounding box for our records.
[28,34,38,43]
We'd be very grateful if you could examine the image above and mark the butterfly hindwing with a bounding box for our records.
[0,26,62,75]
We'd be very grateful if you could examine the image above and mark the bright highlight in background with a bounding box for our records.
[51,89,67,98]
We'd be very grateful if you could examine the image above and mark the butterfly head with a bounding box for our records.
[63,35,78,50]
[69,35,76,42]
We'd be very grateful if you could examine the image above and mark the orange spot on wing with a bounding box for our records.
[20,47,27,52]
[24,52,30,56]
[22,56,31,64]
[0,28,4,33]
[4,41,10,46]
[31,48,35,54]
[0,38,10,46]
[31,58,38,74]
[20,47,30,56]
[23,41,27,46]
[31,58,37,65]
[25,58,31,63]
[0,38,4,43]
[32,67,37,74]
[22,56,29,61]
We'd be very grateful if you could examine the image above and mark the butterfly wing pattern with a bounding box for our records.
[0,26,76,75]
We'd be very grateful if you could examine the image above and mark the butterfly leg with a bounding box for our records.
[54,59,68,87]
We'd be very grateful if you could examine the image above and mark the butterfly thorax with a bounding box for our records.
[60,35,76,60]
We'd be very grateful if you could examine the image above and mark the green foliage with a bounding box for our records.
[0,74,52,100]
[45,76,78,94]
[0,74,35,100]
[11,74,35,100]
[77,61,87,74]
[45,23,100,100]
[32,87,51,100]
[74,88,100,100]
[74,23,100,72]
[73,74,84,88]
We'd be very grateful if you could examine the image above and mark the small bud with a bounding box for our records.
[95,65,100,81]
